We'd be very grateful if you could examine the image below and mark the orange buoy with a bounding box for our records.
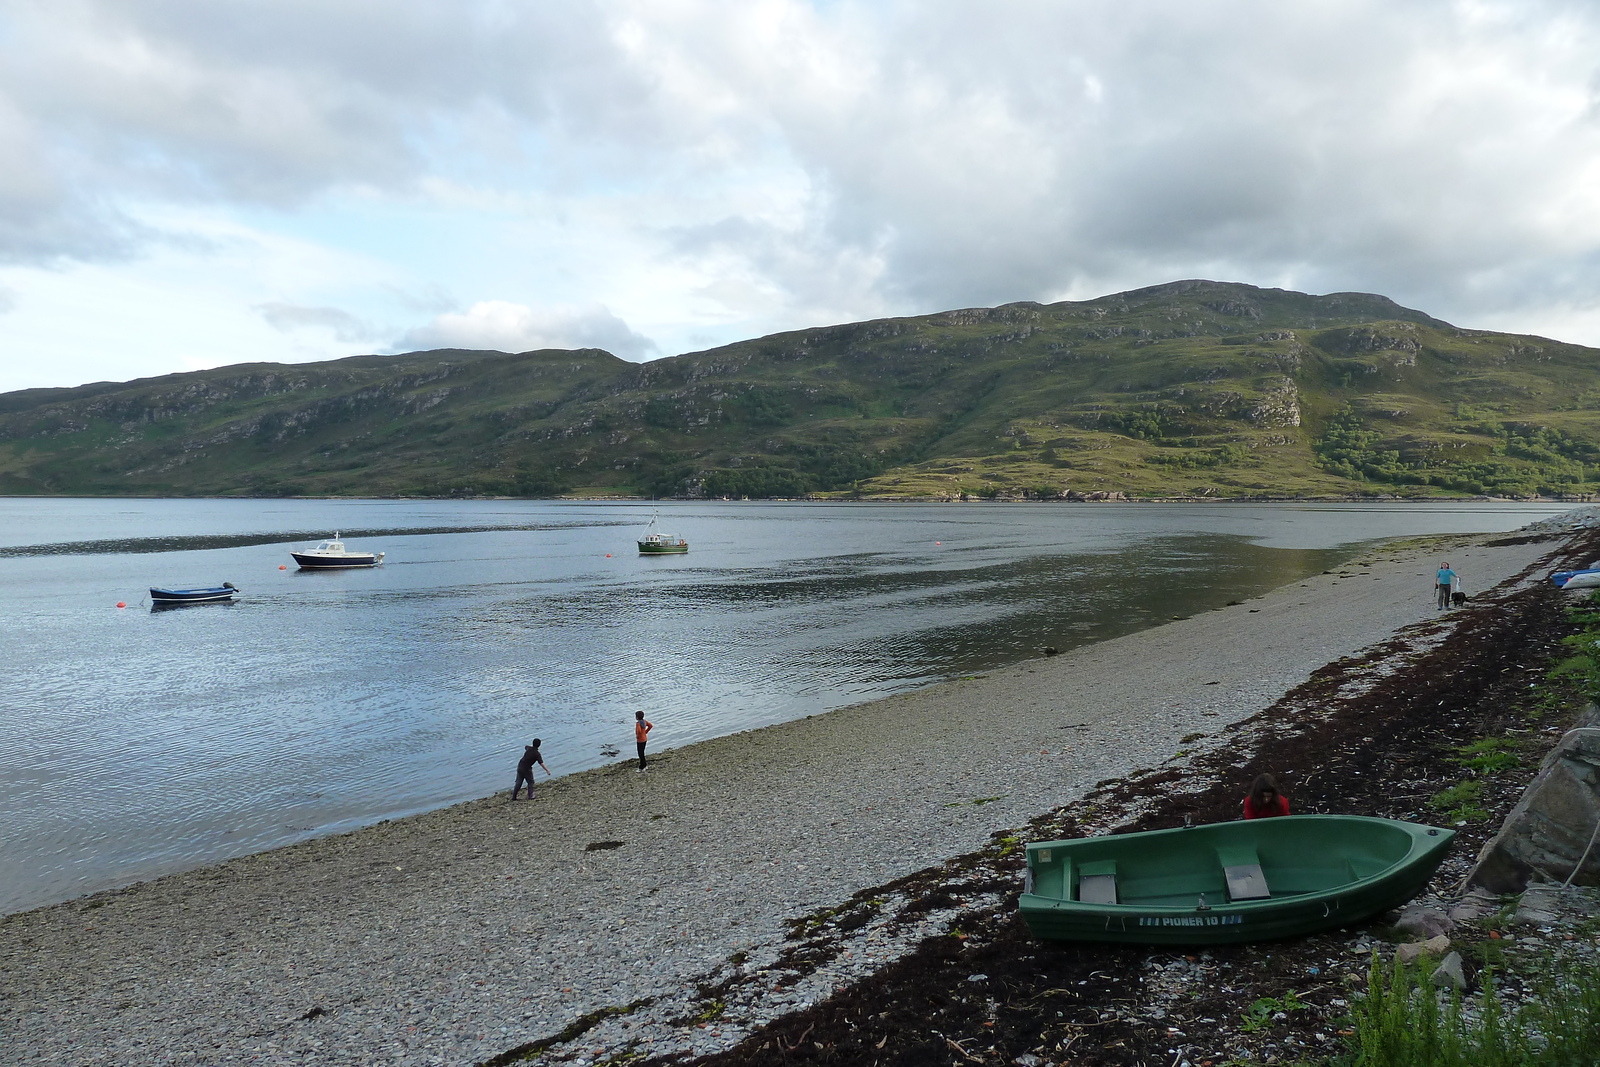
[279,564,287,570]
[605,553,612,558]
[116,602,126,608]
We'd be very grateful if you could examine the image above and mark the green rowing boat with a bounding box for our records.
[1019,815,1454,944]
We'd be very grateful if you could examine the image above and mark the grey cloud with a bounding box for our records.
[679,0,1600,330]
[256,302,380,344]
[6,0,1600,343]
[0,0,662,262]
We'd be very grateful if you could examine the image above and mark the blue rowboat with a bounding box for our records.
[1553,568,1600,590]
[149,583,238,604]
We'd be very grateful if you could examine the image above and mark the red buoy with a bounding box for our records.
[116,602,126,608]
[279,564,287,570]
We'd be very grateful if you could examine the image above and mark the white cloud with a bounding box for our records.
[397,301,658,359]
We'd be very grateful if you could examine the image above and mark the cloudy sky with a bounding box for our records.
[2,0,1599,393]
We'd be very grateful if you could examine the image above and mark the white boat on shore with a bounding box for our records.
[290,533,385,570]
[1553,563,1600,589]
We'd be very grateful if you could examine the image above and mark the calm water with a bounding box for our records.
[0,499,1572,914]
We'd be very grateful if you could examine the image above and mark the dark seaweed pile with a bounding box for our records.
[640,531,1600,1067]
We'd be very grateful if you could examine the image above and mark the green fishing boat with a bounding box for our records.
[1019,815,1454,944]
[637,509,688,555]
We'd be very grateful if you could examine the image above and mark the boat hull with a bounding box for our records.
[1555,569,1600,589]
[637,541,689,555]
[290,552,382,569]
[149,586,236,604]
[1018,815,1454,945]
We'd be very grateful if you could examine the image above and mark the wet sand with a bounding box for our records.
[0,532,1562,1066]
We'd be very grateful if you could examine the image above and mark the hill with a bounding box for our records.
[3,280,1598,500]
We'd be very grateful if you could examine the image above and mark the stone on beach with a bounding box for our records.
[1431,950,1469,991]
[1396,935,1451,964]
[1392,905,1455,940]
[1465,726,1600,893]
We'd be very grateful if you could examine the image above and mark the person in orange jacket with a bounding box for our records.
[634,711,654,771]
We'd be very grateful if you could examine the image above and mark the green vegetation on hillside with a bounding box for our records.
[3,280,1600,499]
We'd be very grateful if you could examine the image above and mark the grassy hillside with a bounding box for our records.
[3,280,1598,500]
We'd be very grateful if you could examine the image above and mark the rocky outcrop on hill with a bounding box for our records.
[3,279,1599,500]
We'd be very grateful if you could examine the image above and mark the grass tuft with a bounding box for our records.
[1339,951,1600,1066]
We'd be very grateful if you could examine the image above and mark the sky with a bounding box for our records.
[3,0,1600,393]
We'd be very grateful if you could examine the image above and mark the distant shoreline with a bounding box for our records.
[1,491,1594,502]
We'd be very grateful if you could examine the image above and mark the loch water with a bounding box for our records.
[0,498,1572,914]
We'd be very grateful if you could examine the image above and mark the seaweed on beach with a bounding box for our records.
[634,530,1600,1067]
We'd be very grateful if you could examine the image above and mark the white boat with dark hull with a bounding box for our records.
[290,533,385,570]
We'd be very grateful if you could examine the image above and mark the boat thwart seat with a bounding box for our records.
[1076,859,1118,905]
[1218,844,1270,901]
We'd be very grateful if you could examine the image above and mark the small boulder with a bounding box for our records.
[1511,882,1600,926]
[1447,887,1499,923]
[1393,906,1455,939]
[1465,728,1600,893]
[1432,951,1468,991]
[1395,935,1450,964]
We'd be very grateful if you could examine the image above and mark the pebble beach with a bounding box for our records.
[0,528,1570,1066]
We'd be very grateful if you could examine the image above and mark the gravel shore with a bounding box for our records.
[0,530,1564,1066]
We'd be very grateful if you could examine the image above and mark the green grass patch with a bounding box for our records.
[1428,780,1489,823]
[1339,952,1600,1066]
[1240,989,1310,1033]
[1450,738,1522,775]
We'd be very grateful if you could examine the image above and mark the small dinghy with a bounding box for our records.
[1018,814,1454,944]
[290,533,384,569]
[149,582,238,605]
[1553,565,1600,590]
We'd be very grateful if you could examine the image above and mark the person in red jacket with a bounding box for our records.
[1243,774,1290,819]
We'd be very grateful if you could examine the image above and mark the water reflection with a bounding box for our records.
[0,499,1572,914]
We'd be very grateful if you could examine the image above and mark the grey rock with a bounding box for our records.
[1432,951,1468,991]
[1393,906,1455,939]
[1466,728,1600,893]
[1512,882,1600,926]
[1447,886,1499,923]
[1396,935,1450,964]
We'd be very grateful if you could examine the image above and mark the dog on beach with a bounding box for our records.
[1451,591,1468,607]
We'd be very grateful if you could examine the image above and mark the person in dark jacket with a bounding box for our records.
[1243,773,1290,819]
[512,740,550,799]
